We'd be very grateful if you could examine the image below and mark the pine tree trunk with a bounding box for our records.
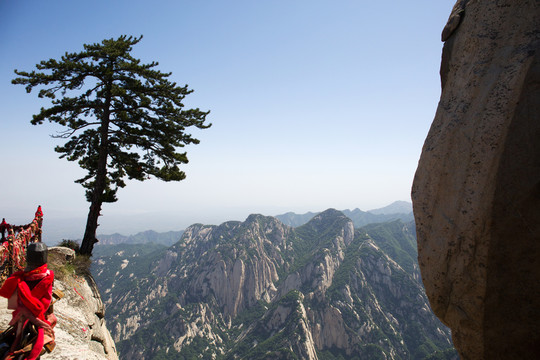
[79,79,112,256]
[80,200,102,255]
[80,128,109,255]
[79,128,109,255]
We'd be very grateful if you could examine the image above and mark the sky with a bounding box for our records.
[0,0,455,242]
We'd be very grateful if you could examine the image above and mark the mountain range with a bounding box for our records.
[92,207,456,359]
[275,202,413,228]
[95,201,413,247]
[96,230,184,247]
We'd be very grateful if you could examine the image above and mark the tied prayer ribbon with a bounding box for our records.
[0,206,44,274]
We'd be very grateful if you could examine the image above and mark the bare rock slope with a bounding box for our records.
[412,1,539,359]
[94,210,455,359]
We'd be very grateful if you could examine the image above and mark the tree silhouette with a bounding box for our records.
[13,35,211,255]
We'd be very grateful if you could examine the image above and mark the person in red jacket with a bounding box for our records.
[0,242,54,360]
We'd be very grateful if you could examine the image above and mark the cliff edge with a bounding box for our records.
[0,247,118,360]
[412,1,539,359]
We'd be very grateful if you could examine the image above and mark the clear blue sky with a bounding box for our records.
[0,0,455,242]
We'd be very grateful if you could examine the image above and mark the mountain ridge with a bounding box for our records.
[93,208,456,359]
[276,201,413,228]
[93,202,413,246]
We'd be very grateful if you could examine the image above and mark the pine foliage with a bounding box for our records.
[13,35,211,254]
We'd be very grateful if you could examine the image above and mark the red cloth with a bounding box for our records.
[0,264,54,360]
[0,264,54,320]
[27,327,44,359]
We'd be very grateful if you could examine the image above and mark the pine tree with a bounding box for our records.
[13,35,211,255]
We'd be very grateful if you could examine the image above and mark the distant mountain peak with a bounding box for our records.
[306,208,350,229]
[245,213,277,224]
[313,208,345,219]
[368,200,413,215]
[276,202,414,228]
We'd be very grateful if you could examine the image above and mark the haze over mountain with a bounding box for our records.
[276,201,413,228]
[94,201,413,247]
[92,208,456,359]
[368,201,413,215]
[96,230,184,247]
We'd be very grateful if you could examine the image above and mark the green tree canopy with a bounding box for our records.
[13,35,211,255]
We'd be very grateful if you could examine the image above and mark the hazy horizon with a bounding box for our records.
[38,199,410,244]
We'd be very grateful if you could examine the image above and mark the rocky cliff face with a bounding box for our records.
[0,247,118,360]
[412,1,540,359]
[94,210,455,359]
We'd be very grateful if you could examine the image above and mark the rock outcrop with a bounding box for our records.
[412,1,540,359]
[0,247,118,360]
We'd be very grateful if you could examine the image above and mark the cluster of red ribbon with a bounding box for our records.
[0,263,55,359]
[0,207,54,360]
[0,206,43,275]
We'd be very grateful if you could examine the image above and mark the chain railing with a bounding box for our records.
[0,206,43,282]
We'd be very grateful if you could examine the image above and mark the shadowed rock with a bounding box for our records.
[412,1,540,359]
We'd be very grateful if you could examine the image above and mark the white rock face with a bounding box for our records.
[313,306,349,350]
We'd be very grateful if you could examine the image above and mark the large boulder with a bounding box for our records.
[412,1,539,359]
